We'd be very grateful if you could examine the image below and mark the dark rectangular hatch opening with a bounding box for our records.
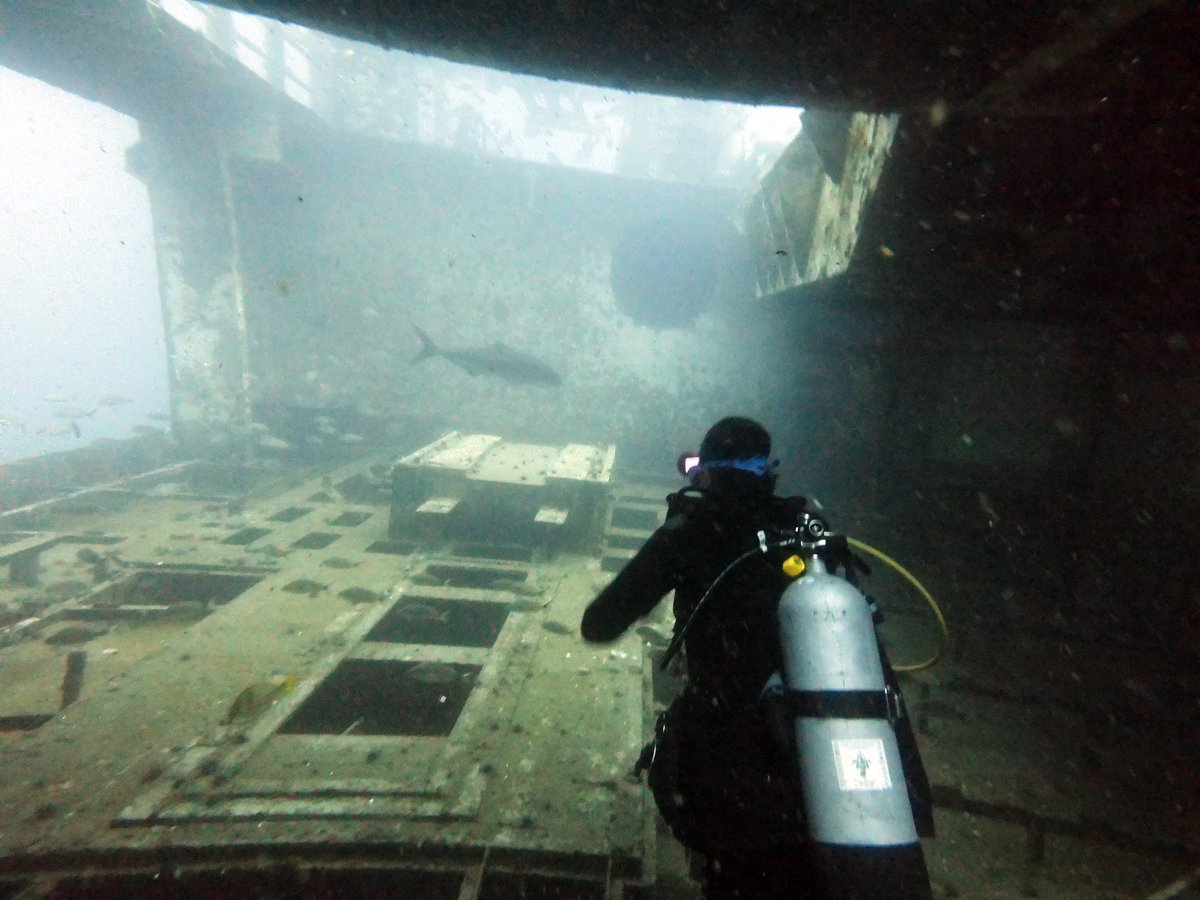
[482,873,607,900]
[422,564,529,590]
[279,659,478,736]
[336,473,391,505]
[365,539,417,556]
[69,570,262,620]
[0,714,54,732]
[56,534,125,545]
[366,596,509,647]
[53,867,463,899]
[268,506,311,522]
[610,506,661,530]
[222,527,271,546]
[101,570,261,606]
[452,542,534,562]
[606,532,648,551]
[292,532,340,550]
[326,511,372,527]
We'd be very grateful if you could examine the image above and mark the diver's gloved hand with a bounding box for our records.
[631,740,655,778]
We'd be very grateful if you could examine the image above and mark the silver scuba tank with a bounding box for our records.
[776,555,919,847]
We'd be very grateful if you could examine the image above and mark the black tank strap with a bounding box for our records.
[779,687,905,722]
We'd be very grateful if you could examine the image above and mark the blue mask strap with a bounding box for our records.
[699,455,772,477]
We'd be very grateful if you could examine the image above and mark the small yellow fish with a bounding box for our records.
[223,674,296,724]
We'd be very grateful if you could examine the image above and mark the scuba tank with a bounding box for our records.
[777,554,917,846]
[775,552,932,897]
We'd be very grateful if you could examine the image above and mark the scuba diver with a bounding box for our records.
[581,416,935,899]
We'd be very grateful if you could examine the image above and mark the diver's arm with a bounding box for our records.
[580,524,681,642]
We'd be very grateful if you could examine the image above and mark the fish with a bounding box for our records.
[282,579,328,596]
[223,674,296,723]
[541,621,573,635]
[412,325,561,386]
[53,405,95,420]
[320,557,358,569]
[338,587,382,604]
[404,662,461,686]
[407,572,449,587]
[259,435,291,450]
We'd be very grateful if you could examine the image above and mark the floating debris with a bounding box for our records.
[977,491,1000,522]
[338,587,382,604]
[223,674,295,723]
[1053,416,1082,437]
[282,579,328,597]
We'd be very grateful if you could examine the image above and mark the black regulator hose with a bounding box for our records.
[659,544,762,671]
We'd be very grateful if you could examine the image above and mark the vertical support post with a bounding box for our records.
[61,650,87,709]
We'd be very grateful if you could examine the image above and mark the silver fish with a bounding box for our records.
[412,325,561,386]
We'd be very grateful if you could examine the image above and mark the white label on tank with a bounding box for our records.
[832,738,892,791]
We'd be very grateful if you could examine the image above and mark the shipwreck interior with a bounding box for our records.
[0,0,1198,897]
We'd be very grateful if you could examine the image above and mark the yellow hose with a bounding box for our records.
[847,536,948,672]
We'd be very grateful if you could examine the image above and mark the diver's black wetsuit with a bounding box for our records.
[581,471,933,899]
